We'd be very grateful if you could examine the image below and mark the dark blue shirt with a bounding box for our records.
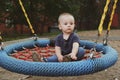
[55,32,80,55]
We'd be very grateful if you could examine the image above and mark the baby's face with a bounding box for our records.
[59,15,75,34]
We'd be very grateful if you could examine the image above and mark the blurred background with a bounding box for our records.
[0,0,120,37]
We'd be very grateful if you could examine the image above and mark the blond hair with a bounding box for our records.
[58,13,74,24]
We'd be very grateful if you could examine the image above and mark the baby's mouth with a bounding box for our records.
[67,28,71,30]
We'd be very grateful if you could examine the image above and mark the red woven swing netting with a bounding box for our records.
[10,46,102,62]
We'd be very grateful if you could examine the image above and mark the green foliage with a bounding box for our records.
[0,0,106,34]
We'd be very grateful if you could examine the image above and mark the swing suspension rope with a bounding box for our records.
[18,0,35,34]
[98,0,110,36]
[96,0,118,44]
[1,0,37,50]
[19,0,38,41]
[103,0,118,45]
[107,0,118,33]
[19,0,118,44]
[89,0,118,57]
[0,32,3,50]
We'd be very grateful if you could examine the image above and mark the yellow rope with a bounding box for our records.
[98,0,110,35]
[0,32,2,41]
[18,0,35,34]
[107,0,118,31]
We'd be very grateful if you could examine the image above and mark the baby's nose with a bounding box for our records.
[67,25,70,27]
[67,24,71,27]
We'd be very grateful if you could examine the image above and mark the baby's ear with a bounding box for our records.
[58,25,62,30]
[59,27,62,30]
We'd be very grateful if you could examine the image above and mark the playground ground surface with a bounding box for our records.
[0,30,120,80]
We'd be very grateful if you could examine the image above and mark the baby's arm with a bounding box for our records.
[69,42,79,60]
[55,46,63,62]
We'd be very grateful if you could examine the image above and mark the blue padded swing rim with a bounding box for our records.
[0,39,118,76]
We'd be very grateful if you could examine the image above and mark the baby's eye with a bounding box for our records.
[64,23,67,25]
[70,23,73,25]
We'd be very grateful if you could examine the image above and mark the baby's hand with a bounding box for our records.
[58,55,63,62]
[69,53,77,60]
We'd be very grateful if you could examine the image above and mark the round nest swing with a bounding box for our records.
[0,0,118,77]
[0,39,118,76]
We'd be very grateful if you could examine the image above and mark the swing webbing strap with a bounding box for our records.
[18,0,35,34]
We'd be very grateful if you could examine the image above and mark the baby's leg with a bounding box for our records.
[76,47,85,60]
[43,54,58,62]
